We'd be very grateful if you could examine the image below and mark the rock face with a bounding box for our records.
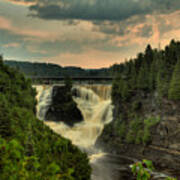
[45,86,83,126]
[97,92,180,177]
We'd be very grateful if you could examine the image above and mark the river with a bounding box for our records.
[34,84,132,180]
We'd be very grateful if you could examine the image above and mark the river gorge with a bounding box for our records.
[34,84,132,180]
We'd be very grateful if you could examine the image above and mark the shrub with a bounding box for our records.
[131,159,154,180]
[132,101,142,111]
[116,121,126,139]
[135,130,143,145]
[143,116,160,145]
[131,160,176,180]
[126,130,135,143]
[168,59,180,100]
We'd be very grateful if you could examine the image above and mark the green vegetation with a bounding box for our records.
[4,60,112,78]
[131,159,154,180]
[0,56,91,179]
[116,121,126,140]
[111,40,180,104]
[168,59,180,100]
[126,116,142,144]
[106,40,180,147]
[124,116,160,145]
[142,116,160,145]
[131,160,176,180]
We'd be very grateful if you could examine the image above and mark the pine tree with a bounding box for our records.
[129,64,137,89]
[145,44,153,65]
[64,76,72,91]
[149,60,156,91]
[112,75,123,103]
[156,57,171,98]
[137,63,149,91]
[168,59,180,100]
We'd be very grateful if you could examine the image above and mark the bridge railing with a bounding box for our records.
[30,76,113,84]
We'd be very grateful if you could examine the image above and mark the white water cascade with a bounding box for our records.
[35,85,53,120]
[35,84,114,180]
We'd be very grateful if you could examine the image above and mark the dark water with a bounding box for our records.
[90,153,135,180]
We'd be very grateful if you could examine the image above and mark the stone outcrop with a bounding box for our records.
[97,92,180,177]
[45,85,83,126]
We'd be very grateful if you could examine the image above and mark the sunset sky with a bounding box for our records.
[0,0,180,68]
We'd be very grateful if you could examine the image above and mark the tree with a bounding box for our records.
[64,76,72,91]
[156,57,171,98]
[0,55,3,66]
[168,59,180,100]
[137,63,149,91]
[145,44,153,65]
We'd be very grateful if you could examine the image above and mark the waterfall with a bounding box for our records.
[34,84,114,179]
[34,85,53,120]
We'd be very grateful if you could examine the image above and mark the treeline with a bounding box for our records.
[99,39,180,147]
[112,39,180,103]
[0,56,91,179]
[4,60,111,77]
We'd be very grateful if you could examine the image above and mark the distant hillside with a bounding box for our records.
[4,60,112,77]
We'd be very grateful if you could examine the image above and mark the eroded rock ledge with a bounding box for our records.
[45,85,83,126]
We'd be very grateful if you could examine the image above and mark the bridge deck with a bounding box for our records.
[30,76,113,81]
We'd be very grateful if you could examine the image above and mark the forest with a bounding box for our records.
[111,39,180,103]
[4,60,111,77]
[98,39,180,177]
[0,56,91,180]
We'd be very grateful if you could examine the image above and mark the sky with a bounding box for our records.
[0,0,180,68]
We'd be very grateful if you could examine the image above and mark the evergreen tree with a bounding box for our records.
[134,53,144,72]
[137,63,149,91]
[168,59,180,100]
[111,75,123,103]
[64,76,72,91]
[149,60,156,91]
[156,58,170,98]
[129,63,137,89]
[145,44,153,65]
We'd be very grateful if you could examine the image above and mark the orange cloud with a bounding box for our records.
[3,43,20,48]
[0,16,11,29]
[0,16,58,41]
[110,10,180,53]
[26,45,47,54]
[5,0,36,6]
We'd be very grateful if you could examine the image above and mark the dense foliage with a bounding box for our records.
[111,40,180,103]
[0,56,91,179]
[168,59,180,100]
[104,40,180,146]
[131,160,176,180]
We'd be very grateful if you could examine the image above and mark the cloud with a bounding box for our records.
[0,16,11,29]
[18,0,180,21]
[1,0,180,68]
[92,15,146,37]
[48,49,126,68]
[136,24,153,38]
[3,42,20,48]
[6,0,35,6]
[0,16,59,41]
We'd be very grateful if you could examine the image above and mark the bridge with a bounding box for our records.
[30,76,113,84]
